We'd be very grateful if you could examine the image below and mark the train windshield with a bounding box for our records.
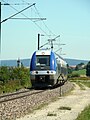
[36,55,50,66]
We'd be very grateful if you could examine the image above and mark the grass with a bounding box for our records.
[69,77,90,81]
[70,80,90,88]
[80,81,90,88]
[68,69,90,81]
[76,105,90,120]
[75,82,86,90]
[58,106,71,110]
[69,69,90,87]
[0,80,31,94]
[0,80,21,94]
[72,69,86,76]
[47,112,57,116]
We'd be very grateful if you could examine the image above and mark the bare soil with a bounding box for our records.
[17,83,90,120]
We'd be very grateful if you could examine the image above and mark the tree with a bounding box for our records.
[0,66,30,87]
[86,61,90,76]
[0,66,10,83]
[67,64,73,74]
[75,63,85,70]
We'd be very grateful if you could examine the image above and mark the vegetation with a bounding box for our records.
[74,82,86,90]
[68,69,88,80]
[77,81,90,88]
[76,105,90,120]
[47,112,57,116]
[74,80,90,89]
[58,106,71,110]
[68,63,90,120]
[68,73,80,78]
[75,63,85,71]
[67,64,73,74]
[73,69,86,76]
[68,64,90,89]
[0,66,31,94]
[67,62,87,79]
[86,61,90,77]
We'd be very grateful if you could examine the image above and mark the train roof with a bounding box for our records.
[36,49,52,55]
[54,52,67,66]
[32,49,67,66]
[36,49,66,61]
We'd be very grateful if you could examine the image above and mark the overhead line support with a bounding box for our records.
[10,18,46,21]
[1,3,36,23]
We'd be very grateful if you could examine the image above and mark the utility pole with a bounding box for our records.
[38,34,40,50]
[1,3,36,23]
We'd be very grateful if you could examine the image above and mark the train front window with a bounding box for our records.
[36,55,50,66]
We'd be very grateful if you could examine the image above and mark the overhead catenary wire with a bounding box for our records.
[1,0,59,46]
[20,0,56,37]
[1,0,50,36]
[34,5,56,36]
[1,0,65,59]
[1,2,36,23]
[20,0,29,4]
[1,3,33,5]
[1,0,32,5]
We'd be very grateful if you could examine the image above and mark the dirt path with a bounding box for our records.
[17,83,90,120]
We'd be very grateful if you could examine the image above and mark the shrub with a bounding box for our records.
[86,61,90,77]
[0,66,10,83]
[0,66,31,94]
[68,73,80,78]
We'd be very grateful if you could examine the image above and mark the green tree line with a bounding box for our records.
[0,66,31,93]
[86,61,90,77]
[67,61,90,78]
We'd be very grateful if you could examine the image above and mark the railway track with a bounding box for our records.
[0,89,45,103]
[0,80,68,104]
[0,81,73,120]
[0,81,68,103]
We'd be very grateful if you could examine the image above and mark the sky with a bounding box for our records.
[1,0,90,60]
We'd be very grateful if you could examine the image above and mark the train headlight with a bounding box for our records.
[47,71,49,73]
[32,71,36,74]
[36,71,38,74]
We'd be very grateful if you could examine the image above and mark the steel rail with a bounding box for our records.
[0,89,45,103]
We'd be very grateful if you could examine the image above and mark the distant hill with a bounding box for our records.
[65,58,89,66]
[0,59,30,67]
[0,58,89,67]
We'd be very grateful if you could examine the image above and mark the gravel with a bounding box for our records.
[0,81,73,120]
[17,83,90,120]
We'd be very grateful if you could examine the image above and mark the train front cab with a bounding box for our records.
[30,50,58,87]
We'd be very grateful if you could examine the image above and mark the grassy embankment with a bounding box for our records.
[0,79,31,94]
[73,69,86,76]
[76,105,90,120]
[69,69,90,120]
[69,69,90,87]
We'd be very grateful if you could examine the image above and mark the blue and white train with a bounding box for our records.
[30,49,67,87]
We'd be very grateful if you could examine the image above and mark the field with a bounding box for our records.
[72,69,86,76]
[76,105,90,120]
